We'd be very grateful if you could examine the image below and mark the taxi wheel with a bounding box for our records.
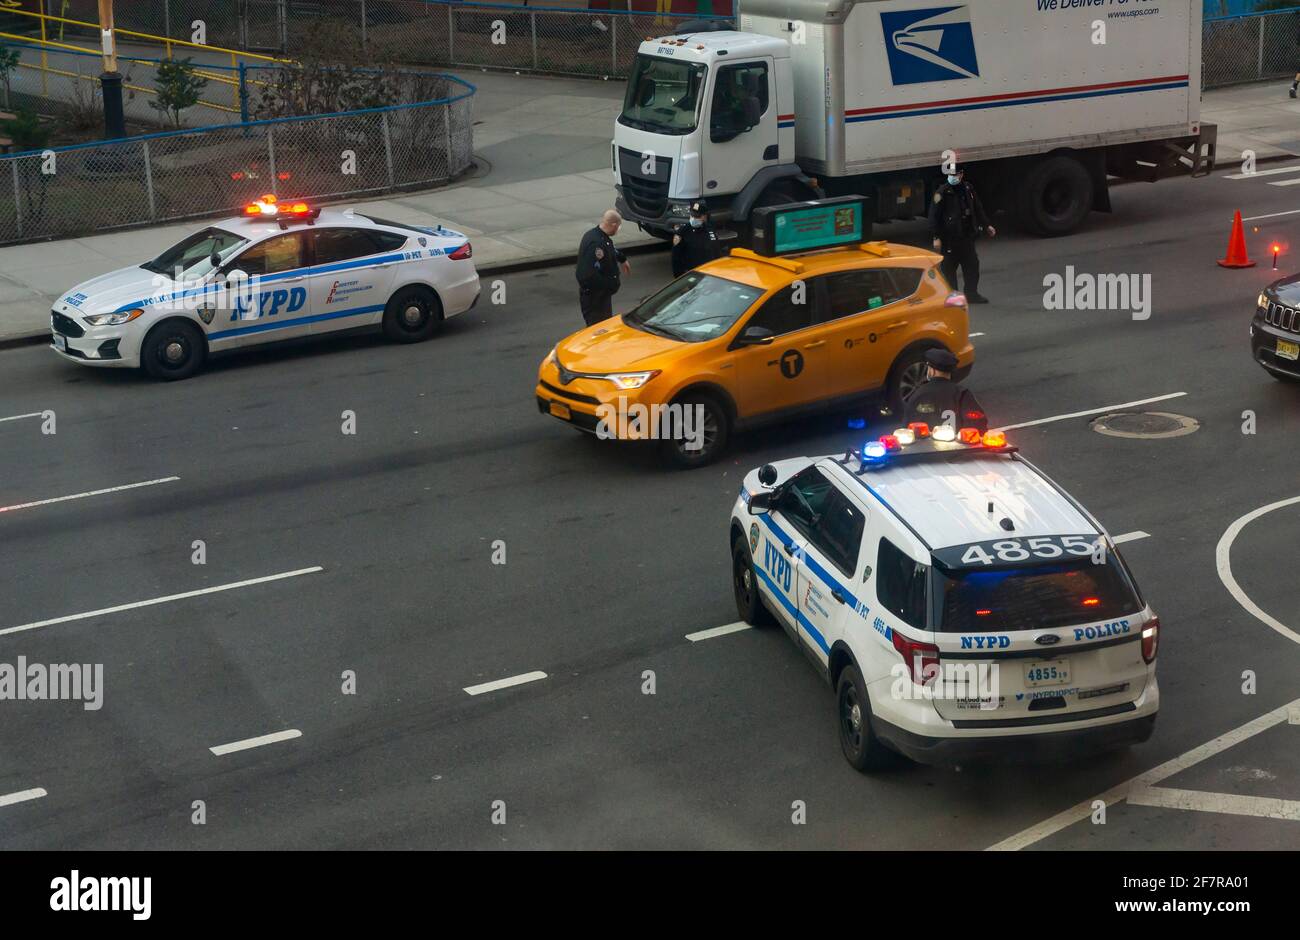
[660,394,728,469]
[141,320,205,381]
[836,665,894,772]
[732,534,774,627]
[382,286,442,343]
[885,348,931,416]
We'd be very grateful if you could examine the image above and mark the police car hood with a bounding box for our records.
[557,316,696,371]
[58,265,176,315]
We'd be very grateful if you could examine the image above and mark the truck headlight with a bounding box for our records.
[83,309,143,326]
[669,203,692,217]
[605,371,660,389]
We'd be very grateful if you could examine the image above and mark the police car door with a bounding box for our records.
[210,232,312,350]
[792,483,869,667]
[308,227,402,333]
[761,466,842,658]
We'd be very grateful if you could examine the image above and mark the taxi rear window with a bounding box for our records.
[931,557,1141,634]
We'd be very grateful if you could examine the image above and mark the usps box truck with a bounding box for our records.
[613,0,1214,238]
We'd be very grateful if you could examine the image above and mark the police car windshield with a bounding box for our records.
[931,557,1142,634]
[620,55,706,135]
[624,272,762,343]
[142,227,249,280]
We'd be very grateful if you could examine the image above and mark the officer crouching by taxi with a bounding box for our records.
[671,201,721,277]
[904,348,988,433]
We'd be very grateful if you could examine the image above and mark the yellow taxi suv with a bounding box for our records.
[536,197,974,468]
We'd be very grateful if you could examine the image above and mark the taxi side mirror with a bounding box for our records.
[732,325,775,348]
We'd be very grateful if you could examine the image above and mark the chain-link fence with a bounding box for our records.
[50,0,735,79]
[1204,8,1300,88]
[0,72,474,245]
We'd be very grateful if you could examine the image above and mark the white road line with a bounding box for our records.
[1243,208,1300,222]
[209,729,302,756]
[1225,163,1300,179]
[0,412,42,424]
[986,697,1299,851]
[1268,178,1300,187]
[1128,785,1300,822]
[686,622,752,642]
[1215,496,1300,646]
[464,670,548,696]
[0,787,47,808]
[993,392,1187,433]
[0,567,324,638]
[0,476,180,514]
[969,332,987,338]
[1112,530,1150,545]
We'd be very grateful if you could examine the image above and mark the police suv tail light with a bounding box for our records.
[1141,616,1160,664]
[448,242,473,261]
[892,632,940,685]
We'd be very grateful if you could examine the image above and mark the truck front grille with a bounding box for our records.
[618,146,671,219]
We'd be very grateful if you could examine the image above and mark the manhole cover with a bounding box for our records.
[1090,411,1199,439]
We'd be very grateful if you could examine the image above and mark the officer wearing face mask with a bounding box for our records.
[929,165,995,304]
[671,201,721,277]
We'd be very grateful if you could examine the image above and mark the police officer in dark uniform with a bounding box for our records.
[928,165,995,304]
[903,348,988,434]
[670,201,721,277]
[576,209,630,326]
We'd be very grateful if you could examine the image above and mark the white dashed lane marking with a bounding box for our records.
[1225,163,1300,180]
[1128,786,1300,822]
[686,622,752,642]
[464,671,548,696]
[1112,531,1150,544]
[0,412,42,424]
[210,729,302,756]
[0,788,47,808]
[0,477,180,514]
[0,567,324,638]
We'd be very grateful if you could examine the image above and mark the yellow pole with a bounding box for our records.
[231,50,237,108]
[40,12,48,97]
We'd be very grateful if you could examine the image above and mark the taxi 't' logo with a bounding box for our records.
[779,349,804,379]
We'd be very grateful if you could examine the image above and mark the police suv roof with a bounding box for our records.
[832,451,1101,551]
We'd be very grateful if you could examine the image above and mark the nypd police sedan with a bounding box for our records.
[50,197,480,380]
[730,425,1160,770]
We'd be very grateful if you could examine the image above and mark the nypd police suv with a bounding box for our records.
[729,424,1160,770]
[50,196,480,380]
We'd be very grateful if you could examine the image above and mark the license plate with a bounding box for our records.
[1277,339,1299,361]
[52,333,67,352]
[1023,659,1070,688]
[549,401,571,420]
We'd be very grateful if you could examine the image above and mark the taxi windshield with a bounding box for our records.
[931,556,1142,634]
[142,227,249,280]
[624,272,762,343]
[620,54,706,135]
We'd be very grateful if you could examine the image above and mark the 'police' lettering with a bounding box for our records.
[1073,619,1130,642]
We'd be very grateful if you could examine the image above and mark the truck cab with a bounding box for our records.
[614,31,805,238]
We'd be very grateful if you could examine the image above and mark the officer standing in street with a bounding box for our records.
[576,209,631,326]
[929,166,995,304]
[671,201,721,277]
[903,348,988,433]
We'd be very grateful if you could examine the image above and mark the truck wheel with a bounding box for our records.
[1018,155,1093,236]
[659,393,729,469]
[836,665,894,772]
[884,347,932,417]
[732,534,774,627]
[141,320,206,381]
[382,286,442,343]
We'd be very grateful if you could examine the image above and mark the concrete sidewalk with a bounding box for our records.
[0,78,1296,345]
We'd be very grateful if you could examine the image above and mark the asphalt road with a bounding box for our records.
[1,168,1298,850]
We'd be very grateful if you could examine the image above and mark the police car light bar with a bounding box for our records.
[243,194,320,225]
[841,428,1016,475]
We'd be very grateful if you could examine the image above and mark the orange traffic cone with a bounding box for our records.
[1218,211,1255,268]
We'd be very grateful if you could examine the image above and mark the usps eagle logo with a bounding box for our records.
[881,5,980,85]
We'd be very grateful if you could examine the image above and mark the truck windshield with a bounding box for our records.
[623,272,762,343]
[620,54,706,135]
[931,556,1143,634]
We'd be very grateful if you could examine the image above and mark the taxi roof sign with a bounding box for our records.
[749,195,870,257]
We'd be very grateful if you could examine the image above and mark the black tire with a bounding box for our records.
[381,285,443,343]
[659,393,729,469]
[836,664,894,772]
[1017,155,1093,237]
[884,346,933,418]
[141,319,206,381]
[732,533,774,627]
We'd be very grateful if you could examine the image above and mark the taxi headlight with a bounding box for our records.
[84,309,143,327]
[605,371,660,390]
[544,346,556,366]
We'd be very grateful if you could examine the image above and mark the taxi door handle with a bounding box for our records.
[885,321,907,332]
[831,589,846,605]
[803,340,826,349]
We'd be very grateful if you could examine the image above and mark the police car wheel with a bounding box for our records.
[885,348,930,416]
[732,535,774,627]
[660,394,728,469]
[836,665,893,772]
[381,286,442,343]
[141,320,205,381]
